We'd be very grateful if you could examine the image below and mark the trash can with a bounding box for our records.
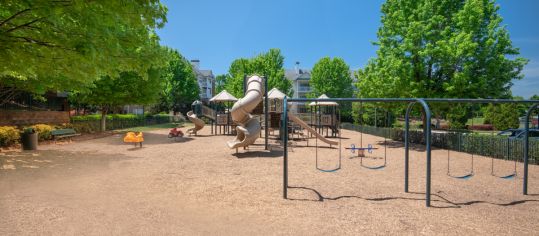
[21,128,38,150]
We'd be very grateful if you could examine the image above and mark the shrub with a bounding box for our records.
[447,105,468,129]
[69,114,173,133]
[484,104,520,130]
[0,126,20,147]
[28,124,54,141]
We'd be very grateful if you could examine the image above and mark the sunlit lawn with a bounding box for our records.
[117,122,190,132]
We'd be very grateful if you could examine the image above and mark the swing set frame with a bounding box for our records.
[282,97,539,207]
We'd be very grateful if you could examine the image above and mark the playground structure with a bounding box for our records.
[281,97,539,207]
[168,127,184,139]
[123,131,144,147]
[227,75,266,150]
[267,89,341,147]
[308,94,339,137]
[207,90,238,135]
[186,109,205,136]
[346,144,379,157]
[267,88,286,134]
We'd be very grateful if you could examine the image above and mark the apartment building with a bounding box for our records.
[190,59,215,103]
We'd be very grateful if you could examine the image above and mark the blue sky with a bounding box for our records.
[157,0,539,98]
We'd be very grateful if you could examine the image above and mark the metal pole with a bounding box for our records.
[374,107,378,127]
[264,76,269,150]
[283,96,289,199]
[211,102,214,135]
[404,102,416,193]
[417,99,432,207]
[243,75,247,95]
[524,104,538,195]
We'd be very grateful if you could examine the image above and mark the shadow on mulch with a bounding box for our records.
[232,149,283,159]
[187,134,213,138]
[286,186,539,209]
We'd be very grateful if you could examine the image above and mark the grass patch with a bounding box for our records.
[117,123,188,132]
[466,117,485,125]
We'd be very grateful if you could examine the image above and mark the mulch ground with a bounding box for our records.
[1,126,538,235]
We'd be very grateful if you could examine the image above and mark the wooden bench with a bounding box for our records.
[51,129,80,141]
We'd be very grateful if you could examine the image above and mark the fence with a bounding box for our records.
[341,123,539,163]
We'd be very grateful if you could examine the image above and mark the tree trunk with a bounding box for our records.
[100,107,108,132]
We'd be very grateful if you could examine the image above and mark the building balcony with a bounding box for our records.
[297,87,311,92]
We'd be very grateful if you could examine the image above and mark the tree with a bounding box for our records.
[1,1,168,103]
[75,70,164,132]
[215,74,228,94]
[357,0,526,99]
[310,57,355,121]
[251,49,293,96]
[225,58,251,98]
[224,49,292,97]
[356,0,527,127]
[484,104,519,130]
[310,57,354,98]
[530,95,539,100]
[158,50,199,114]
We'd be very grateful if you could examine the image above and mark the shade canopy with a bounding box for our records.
[309,94,339,106]
[209,90,238,102]
[267,88,287,99]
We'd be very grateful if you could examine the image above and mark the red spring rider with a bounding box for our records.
[168,127,184,138]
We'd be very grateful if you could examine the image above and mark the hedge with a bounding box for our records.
[70,114,174,133]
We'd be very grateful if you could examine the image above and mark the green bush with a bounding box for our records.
[0,126,20,147]
[69,114,173,133]
[484,104,520,130]
[447,105,469,129]
[28,124,54,141]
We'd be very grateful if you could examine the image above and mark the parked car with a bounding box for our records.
[497,128,539,140]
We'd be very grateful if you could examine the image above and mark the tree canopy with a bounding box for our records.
[356,0,527,99]
[74,69,164,131]
[309,57,354,98]
[157,50,199,113]
[0,0,168,97]
[223,49,292,97]
[214,74,228,94]
[484,104,519,130]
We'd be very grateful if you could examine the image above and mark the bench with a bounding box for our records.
[51,129,80,141]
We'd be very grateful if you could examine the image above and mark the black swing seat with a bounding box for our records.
[316,167,341,173]
[360,154,387,170]
[361,164,386,170]
[449,173,474,180]
[496,173,516,179]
